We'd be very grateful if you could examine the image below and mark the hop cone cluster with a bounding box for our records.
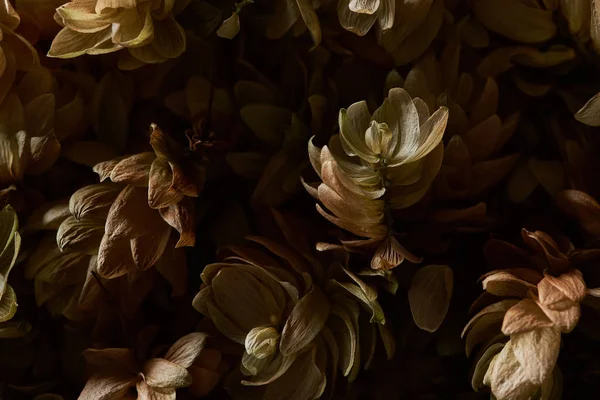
[3,0,600,399]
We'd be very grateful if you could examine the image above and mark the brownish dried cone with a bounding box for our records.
[23,183,188,321]
[48,0,189,70]
[385,38,519,201]
[93,124,202,279]
[463,230,595,399]
[193,211,395,399]
[305,87,448,270]
[79,332,210,399]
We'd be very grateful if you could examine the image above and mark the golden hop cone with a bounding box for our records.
[193,211,395,399]
[305,87,448,270]
[0,205,21,322]
[48,0,188,69]
[79,332,210,399]
[463,230,593,400]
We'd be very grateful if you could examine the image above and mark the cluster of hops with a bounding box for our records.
[4,0,600,399]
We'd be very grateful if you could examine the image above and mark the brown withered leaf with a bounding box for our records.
[409,265,453,332]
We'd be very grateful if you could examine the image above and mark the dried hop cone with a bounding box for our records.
[463,230,594,400]
[193,212,395,399]
[92,124,202,279]
[305,88,448,270]
[48,0,188,69]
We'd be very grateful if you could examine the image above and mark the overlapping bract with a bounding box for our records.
[306,87,448,270]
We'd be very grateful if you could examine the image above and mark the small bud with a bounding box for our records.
[245,326,280,359]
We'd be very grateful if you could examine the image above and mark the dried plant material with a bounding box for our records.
[338,0,396,36]
[193,211,393,398]
[49,0,188,68]
[5,0,600,398]
[465,230,591,399]
[79,332,208,399]
[306,88,447,270]
[408,265,453,332]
